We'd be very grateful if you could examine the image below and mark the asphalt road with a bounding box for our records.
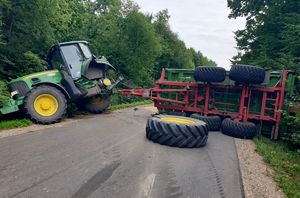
[0,106,244,198]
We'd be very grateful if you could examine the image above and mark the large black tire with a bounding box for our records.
[146,115,208,148]
[81,95,112,113]
[23,85,67,124]
[190,114,221,131]
[221,118,257,139]
[194,66,226,83]
[229,64,265,84]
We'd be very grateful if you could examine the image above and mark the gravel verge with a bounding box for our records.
[235,138,285,198]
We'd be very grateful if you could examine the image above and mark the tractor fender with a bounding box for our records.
[33,82,71,100]
[94,57,116,71]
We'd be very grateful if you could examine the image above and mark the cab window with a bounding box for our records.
[79,43,92,59]
[50,50,64,70]
[61,44,84,79]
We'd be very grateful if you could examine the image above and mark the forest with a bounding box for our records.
[0,0,216,89]
[228,0,300,70]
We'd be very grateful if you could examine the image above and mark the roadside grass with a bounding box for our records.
[254,137,300,198]
[109,100,153,111]
[0,119,32,131]
[0,100,153,131]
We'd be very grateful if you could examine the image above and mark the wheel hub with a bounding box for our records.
[34,94,58,117]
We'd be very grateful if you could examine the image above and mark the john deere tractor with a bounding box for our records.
[0,41,122,124]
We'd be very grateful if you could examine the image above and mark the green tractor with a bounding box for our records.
[0,41,122,124]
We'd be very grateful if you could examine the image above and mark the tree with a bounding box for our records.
[228,0,300,70]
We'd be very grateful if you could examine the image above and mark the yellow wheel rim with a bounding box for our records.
[34,94,58,117]
[161,117,196,125]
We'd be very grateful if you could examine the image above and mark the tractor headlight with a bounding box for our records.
[10,90,19,99]
[103,78,111,87]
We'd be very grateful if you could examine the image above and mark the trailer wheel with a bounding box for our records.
[81,95,112,114]
[146,115,208,148]
[190,114,221,131]
[221,118,257,139]
[194,66,226,83]
[229,64,265,84]
[24,85,67,124]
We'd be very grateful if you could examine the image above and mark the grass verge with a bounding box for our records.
[254,137,300,198]
[0,100,153,132]
[109,100,153,111]
[0,119,32,131]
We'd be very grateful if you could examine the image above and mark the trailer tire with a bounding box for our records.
[24,85,67,124]
[194,66,226,83]
[146,115,208,148]
[81,95,112,114]
[229,64,265,84]
[190,114,221,131]
[221,118,257,139]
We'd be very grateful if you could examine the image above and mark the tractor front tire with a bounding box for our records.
[24,85,67,124]
[146,115,208,148]
[221,118,257,139]
[190,114,221,131]
[81,95,112,114]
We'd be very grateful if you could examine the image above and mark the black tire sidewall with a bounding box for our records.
[146,115,208,148]
[190,114,221,131]
[221,118,257,139]
[82,95,112,113]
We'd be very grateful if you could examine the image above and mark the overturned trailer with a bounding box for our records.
[120,65,300,140]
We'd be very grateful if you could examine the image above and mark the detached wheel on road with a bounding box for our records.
[81,95,112,114]
[190,114,221,131]
[24,85,67,124]
[229,64,265,84]
[146,115,208,148]
[194,66,226,83]
[221,118,257,139]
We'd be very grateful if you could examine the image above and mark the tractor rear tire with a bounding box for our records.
[221,118,257,139]
[194,66,226,83]
[146,115,208,148]
[81,95,112,114]
[23,85,67,124]
[190,114,221,131]
[229,64,265,84]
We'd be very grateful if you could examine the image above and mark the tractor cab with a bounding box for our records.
[46,41,119,100]
[47,41,115,80]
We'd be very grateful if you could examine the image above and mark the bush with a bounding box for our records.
[111,93,146,105]
[0,80,9,106]
[282,115,300,150]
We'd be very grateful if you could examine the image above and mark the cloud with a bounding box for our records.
[134,0,245,69]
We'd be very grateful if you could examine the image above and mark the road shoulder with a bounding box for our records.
[235,138,285,198]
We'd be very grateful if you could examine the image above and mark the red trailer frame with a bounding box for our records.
[120,69,289,139]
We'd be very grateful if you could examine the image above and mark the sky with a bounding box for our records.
[133,0,245,70]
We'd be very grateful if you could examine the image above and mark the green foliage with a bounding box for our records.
[255,137,300,198]
[0,0,216,89]
[109,100,152,111]
[0,119,32,131]
[282,115,300,149]
[228,0,300,70]
[0,80,9,106]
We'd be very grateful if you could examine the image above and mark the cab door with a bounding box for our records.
[60,44,84,80]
